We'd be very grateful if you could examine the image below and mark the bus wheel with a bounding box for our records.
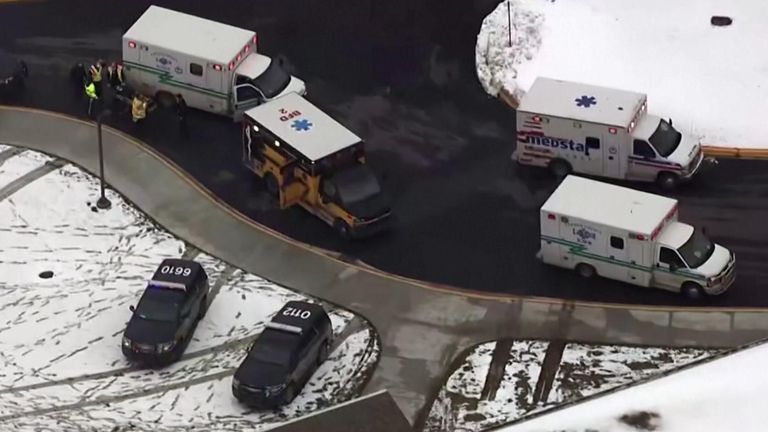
[264,173,280,197]
[549,159,572,180]
[657,172,679,191]
[155,91,176,108]
[576,263,596,279]
[682,282,705,300]
[334,219,352,239]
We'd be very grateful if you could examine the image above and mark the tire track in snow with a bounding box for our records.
[0,264,241,396]
[0,146,26,168]
[0,316,372,421]
[0,159,67,203]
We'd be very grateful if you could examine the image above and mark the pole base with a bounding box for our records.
[96,196,112,210]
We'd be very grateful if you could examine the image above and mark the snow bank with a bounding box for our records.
[0,147,380,430]
[475,0,543,101]
[477,0,768,148]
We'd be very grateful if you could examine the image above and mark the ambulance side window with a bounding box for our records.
[237,85,261,102]
[610,236,624,250]
[633,140,655,158]
[190,63,203,77]
[659,247,684,268]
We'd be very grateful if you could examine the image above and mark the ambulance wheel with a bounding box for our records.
[155,91,176,108]
[576,263,596,279]
[549,159,572,179]
[264,173,279,197]
[334,219,352,239]
[682,282,705,300]
[656,172,679,190]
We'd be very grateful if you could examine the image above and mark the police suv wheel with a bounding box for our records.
[682,282,705,300]
[264,173,279,197]
[576,263,596,279]
[549,159,571,179]
[199,295,208,318]
[657,172,679,190]
[317,340,330,365]
[284,383,297,404]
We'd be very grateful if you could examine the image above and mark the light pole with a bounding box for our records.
[95,104,112,210]
[507,0,513,47]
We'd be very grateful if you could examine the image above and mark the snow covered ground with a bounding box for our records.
[476,0,768,148]
[503,340,768,432]
[0,144,380,431]
[423,339,719,432]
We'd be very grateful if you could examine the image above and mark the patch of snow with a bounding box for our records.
[445,342,496,400]
[503,342,768,432]
[473,340,548,428]
[425,339,719,432]
[477,0,768,148]
[550,344,717,404]
[475,0,543,100]
[0,147,379,430]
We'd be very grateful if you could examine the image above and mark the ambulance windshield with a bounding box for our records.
[648,119,682,157]
[251,59,290,99]
[677,228,715,268]
[334,165,382,205]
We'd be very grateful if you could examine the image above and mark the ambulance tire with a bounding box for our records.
[576,263,596,279]
[549,159,572,180]
[681,282,705,300]
[334,219,352,240]
[155,91,176,109]
[264,173,280,197]
[656,172,679,191]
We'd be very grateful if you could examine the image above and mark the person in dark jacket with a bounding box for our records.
[70,62,87,100]
[176,94,189,139]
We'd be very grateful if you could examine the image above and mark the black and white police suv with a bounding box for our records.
[232,301,333,408]
[0,55,28,100]
[122,259,210,365]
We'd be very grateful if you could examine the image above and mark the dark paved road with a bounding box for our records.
[2,0,767,307]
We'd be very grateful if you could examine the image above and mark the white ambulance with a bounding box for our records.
[538,175,735,299]
[514,77,706,190]
[122,5,306,121]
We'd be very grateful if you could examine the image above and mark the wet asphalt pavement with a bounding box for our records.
[1,0,767,307]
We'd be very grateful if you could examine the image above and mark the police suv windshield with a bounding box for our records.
[135,288,184,322]
[248,329,295,367]
[677,228,715,269]
[648,119,682,157]
[251,59,290,99]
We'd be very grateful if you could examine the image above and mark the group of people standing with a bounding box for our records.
[70,60,189,139]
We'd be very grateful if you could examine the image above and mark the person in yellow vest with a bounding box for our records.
[131,93,148,123]
[89,60,104,97]
[84,79,99,117]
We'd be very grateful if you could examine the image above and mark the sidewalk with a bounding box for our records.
[2,106,768,425]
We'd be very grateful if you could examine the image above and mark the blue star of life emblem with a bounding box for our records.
[575,95,597,107]
[291,119,313,132]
